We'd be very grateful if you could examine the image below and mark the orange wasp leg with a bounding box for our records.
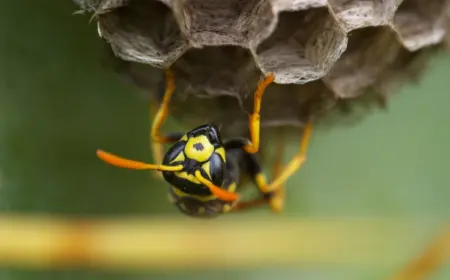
[232,130,287,213]
[149,68,183,178]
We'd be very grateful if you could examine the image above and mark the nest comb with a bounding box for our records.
[73,0,450,139]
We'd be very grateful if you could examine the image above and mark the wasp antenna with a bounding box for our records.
[96,149,183,172]
[194,170,239,202]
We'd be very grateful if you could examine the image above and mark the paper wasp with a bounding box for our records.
[97,69,312,218]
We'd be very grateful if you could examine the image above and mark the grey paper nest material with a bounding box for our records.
[74,0,450,139]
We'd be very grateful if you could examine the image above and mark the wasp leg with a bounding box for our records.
[232,137,287,213]
[224,138,280,213]
[263,121,312,194]
[225,122,312,211]
[149,69,183,178]
[268,132,286,212]
[230,197,269,212]
[149,69,184,178]
[244,73,275,154]
[388,227,450,280]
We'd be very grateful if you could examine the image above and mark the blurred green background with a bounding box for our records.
[0,0,449,279]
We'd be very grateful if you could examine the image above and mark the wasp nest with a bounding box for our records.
[73,0,450,139]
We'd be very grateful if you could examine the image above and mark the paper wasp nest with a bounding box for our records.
[74,0,450,139]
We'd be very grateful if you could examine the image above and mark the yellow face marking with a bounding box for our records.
[180,134,188,142]
[216,147,226,162]
[202,161,211,179]
[170,152,185,163]
[184,135,214,162]
[171,187,216,202]
[175,171,200,184]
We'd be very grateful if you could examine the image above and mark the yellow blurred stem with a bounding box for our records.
[389,227,450,280]
[0,214,448,276]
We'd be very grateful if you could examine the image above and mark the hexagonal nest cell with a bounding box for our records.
[322,45,441,129]
[253,7,348,84]
[269,0,327,12]
[327,0,401,31]
[97,0,189,67]
[171,0,276,48]
[73,0,103,10]
[246,80,336,127]
[73,0,450,140]
[323,26,402,98]
[392,0,449,51]
[170,46,261,100]
[100,39,163,92]
[372,46,440,97]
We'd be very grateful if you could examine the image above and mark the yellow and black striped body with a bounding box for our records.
[97,71,306,218]
[167,176,237,218]
[162,124,262,218]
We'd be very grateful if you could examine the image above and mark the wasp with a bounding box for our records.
[96,69,312,218]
